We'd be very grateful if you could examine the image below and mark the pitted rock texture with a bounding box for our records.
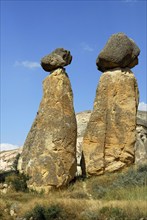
[96,33,140,72]
[18,68,77,192]
[41,48,72,72]
[82,68,139,176]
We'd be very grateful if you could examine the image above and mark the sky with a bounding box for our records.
[0,0,147,151]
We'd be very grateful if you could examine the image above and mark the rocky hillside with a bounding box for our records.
[135,111,147,165]
[1,110,146,174]
[0,147,22,172]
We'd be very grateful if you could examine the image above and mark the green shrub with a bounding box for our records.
[12,153,20,171]
[5,173,29,192]
[112,166,147,188]
[25,204,45,220]
[44,205,62,219]
[137,164,147,173]
[87,165,147,201]
[79,210,99,220]
[0,171,16,183]
[24,204,63,220]
[99,206,127,220]
[91,185,107,199]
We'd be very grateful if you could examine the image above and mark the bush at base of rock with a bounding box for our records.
[5,173,29,192]
[87,164,147,200]
[24,204,64,220]
[99,206,127,220]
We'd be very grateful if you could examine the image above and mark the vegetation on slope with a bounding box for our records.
[0,165,147,220]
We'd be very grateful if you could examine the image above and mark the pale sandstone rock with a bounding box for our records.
[76,111,91,165]
[135,119,147,165]
[10,209,15,217]
[82,68,139,176]
[0,183,9,194]
[76,111,91,176]
[0,148,22,172]
[18,68,77,192]
[137,111,147,121]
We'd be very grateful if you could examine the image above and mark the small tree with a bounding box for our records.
[12,153,20,172]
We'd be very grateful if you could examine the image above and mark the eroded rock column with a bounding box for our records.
[82,33,140,176]
[18,48,77,192]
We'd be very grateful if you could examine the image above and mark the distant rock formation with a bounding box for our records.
[0,147,22,173]
[76,111,91,176]
[135,112,147,165]
[82,33,140,176]
[96,33,140,72]
[18,49,77,192]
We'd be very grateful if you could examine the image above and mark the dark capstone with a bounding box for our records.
[96,33,140,72]
[41,48,72,72]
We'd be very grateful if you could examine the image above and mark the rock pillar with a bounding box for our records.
[82,33,140,176]
[18,49,77,192]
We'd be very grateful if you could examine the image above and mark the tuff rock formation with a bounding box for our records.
[82,68,139,175]
[82,33,140,176]
[0,147,22,173]
[76,111,91,175]
[75,110,147,176]
[0,111,146,176]
[96,33,140,72]
[41,48,72,72]
[135,111,147,165]
[18,52,77,192]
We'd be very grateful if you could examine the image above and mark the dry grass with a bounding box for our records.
[1,194,147,219]
[0,165,147,219]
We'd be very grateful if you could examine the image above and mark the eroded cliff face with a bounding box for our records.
[82,68,139,176]
[18,68,77,192]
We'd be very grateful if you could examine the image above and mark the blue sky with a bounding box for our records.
[1,0,147,150]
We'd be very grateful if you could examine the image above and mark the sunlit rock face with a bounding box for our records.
[82,68,139,176]
[18,67,77,193]
[82,33,140,176]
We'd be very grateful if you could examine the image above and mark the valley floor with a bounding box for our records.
[0,165,147,220]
